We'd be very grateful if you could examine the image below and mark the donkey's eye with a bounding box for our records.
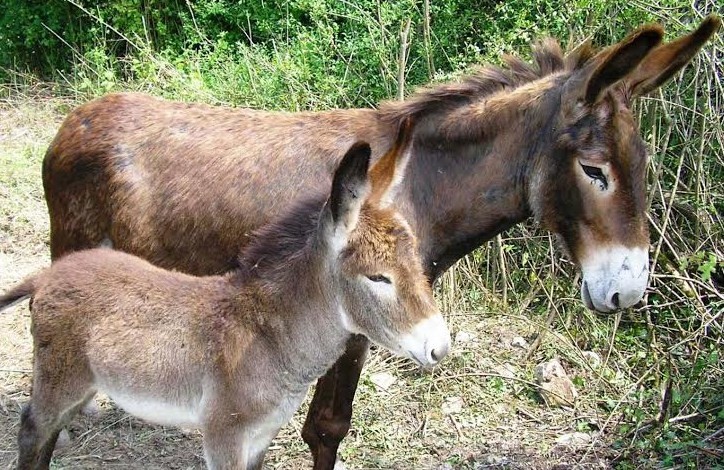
[580,163,608,190]
[366,274,392,284]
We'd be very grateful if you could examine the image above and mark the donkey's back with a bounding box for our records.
[43,93,388,275]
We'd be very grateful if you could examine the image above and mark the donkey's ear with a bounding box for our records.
[328,142,372,235]
[584,26,663,104]
[626,15,721,98]
[367,117,415,207]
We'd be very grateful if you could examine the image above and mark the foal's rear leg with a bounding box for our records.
[17,351,95,470]
[17,391,95,470]
[302,335,369,470]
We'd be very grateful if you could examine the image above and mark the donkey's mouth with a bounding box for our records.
[581,281,595,311]
[407,350,426,368]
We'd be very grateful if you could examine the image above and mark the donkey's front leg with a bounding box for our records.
[302,334,370,470]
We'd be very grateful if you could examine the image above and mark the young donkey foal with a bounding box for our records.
[1,127,451,469]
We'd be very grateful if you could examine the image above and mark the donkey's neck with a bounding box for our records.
[400,77,563,279]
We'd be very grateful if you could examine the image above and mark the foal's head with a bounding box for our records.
[530,16,720,312]
[322,121,450,366]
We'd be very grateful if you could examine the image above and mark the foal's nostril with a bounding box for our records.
[430,343,450,363]
[611,292,620,309]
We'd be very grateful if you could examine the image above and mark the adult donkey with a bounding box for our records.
[41,16,719,469]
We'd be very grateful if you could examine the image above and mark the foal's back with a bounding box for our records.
[32,249,239,366]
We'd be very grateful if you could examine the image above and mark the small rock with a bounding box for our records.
[455,331,476,344]
[582,350,602,369]
[535,359,578,407]
[555,432,591,448]
[511,336,529,349]
[370,371,396,391]
[534,358,567,382]
[493,363,517,379]
[441,396,464,415]
[539,376,578,407]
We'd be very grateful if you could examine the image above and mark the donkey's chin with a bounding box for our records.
[397,314,451,368]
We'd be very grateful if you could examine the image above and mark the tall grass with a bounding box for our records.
[1,0,722,466]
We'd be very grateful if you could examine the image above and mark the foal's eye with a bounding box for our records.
[366,274,392,284]
[580,163,608,191]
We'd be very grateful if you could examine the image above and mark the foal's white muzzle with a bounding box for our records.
[581,245,649,312]
[399,313,451,367]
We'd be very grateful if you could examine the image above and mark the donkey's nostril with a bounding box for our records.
[611,292,620,309]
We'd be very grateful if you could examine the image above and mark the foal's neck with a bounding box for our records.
[245,266,350,387]
[400,77,562,279]
[227,201,351,386]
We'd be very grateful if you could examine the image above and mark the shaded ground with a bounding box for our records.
[0,96,620,469]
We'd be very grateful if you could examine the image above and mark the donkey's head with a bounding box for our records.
[321,121,450,367]
[533,16,720,312]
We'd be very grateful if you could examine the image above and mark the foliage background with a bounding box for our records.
[0,0,722,468]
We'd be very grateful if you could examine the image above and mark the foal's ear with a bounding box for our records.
[626,15,721,98]
[584,25,663,104]
[367,117,415,207]
[328,142,372,236]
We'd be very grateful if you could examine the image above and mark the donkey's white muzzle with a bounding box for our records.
[581,246,649,312]
[399,313,451,367]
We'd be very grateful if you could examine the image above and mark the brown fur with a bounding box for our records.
[7,129,447,470]
[39,16,720,469]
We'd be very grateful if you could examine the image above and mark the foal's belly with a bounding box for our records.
[108,389,202,428]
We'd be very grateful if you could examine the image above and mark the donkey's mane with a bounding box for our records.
[379,37,597,126]
[232,195,326,284]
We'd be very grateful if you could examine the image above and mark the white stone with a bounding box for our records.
[511,336,529,349]
[455,331,476,344]
[441,396,464,415]
[555,432,592,447]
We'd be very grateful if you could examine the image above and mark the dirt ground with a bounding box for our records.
[0,97,619,469]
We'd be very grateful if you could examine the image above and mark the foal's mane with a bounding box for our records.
[232,195,326,285]
[378,38,597,127]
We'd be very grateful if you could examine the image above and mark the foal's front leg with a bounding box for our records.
[203,417,279,470]
[302,334,370,470]
[203,427,260,470]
